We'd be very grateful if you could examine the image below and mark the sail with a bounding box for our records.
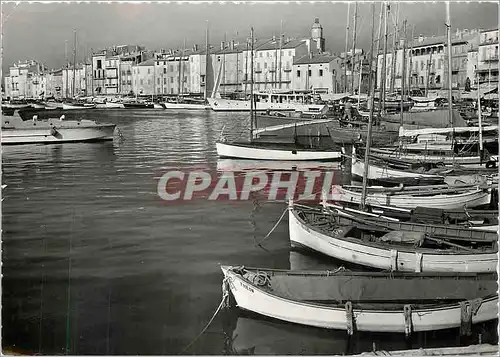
[211,59,224,99]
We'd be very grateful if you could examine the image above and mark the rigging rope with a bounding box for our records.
[180,278,230,354]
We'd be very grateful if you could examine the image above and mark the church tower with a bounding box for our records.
[311,18,325,53]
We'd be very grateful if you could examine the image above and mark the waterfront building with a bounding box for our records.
[376,29,480,92]
[213,41,244,95]
[188,45,216,97]
[4,60,47,99]
[477,28,499,86]
[132,58,155,96]
[45,69,63,98]
[62,64,88,97]
[292,54,343,93]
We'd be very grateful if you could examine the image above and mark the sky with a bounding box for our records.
[2,1,498,75]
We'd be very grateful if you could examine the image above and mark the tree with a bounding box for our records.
[465,77,471,92]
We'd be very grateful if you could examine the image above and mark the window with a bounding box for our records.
[436,75,441,84]
[259,52,263,58]
[140,79,143,85]
[420,76,424,85]
[170,77,174,83]
[147,68,151,75]
[170,65,173,72]
[163,68,167,74]
[308,69,312,77]
[319,69,323,77]
[97,60,102,69]
[288,51,292,56]
[420,61,424,70]
[266,52,269,58]
[297,70,300,78]
[157,61,160,66]
[171,88,174,94]
[438,59,442,69]
[264,63,267,69]
[164,78,167,84]
[157,78,160,85]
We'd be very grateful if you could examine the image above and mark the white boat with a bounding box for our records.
[95,102,125,109]
[153,103,165,109]
[162,101,209,110]
[2,113,116,145]
[350,146,445,185]
[221,265,498,332]
[216,141,341,161]
[329,184,491,210]
[208,91,328,114]
[62,102,97,110]
[45,101,63,109]
[288,203,498,273]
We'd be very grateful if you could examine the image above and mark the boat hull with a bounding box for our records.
[2,120,116,145]
[95,102,125,109]
[330,185,491,210]
[207,98,328,113]
[222,266,498,332]
[62,103,96,110]
[288,207,498,273]
[216,142,341,161]
[163,102,209,110]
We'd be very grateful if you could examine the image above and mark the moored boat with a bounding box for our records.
[221,265,498,332]
[62,102,96,110]
[330,184,492,210]
[2,113,116,145]
[288,202,498,273]
[122,102,155,109]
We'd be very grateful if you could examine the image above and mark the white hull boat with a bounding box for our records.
[330,184,491,210]
[95,102,125,109]
[207,98,328,113]
[350,147,445,185]
[221,266,498,332]
[153,103,165,109]
[2,115,115,145]
[62,103,97,110]
[288,204,498,273]
[216,141,341,161]
[162,102,210,110]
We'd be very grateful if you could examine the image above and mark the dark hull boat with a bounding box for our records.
[123,102,154,109]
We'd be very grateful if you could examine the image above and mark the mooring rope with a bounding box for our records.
[180,278,230,354]
[255,207,288,247]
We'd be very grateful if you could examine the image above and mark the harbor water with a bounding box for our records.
[2,110,494,355]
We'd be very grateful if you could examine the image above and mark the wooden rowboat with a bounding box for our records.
[288,202,498,273]
[330,184,492,210]
[221,265,498,332]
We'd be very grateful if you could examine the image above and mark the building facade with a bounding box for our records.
[477,28,499,85]
[4,60,48,99]
[292,55,343,93]
[62,64,88,97]
[132,59,155,96]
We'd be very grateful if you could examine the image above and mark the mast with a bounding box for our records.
[236,32,240,93]
[446,2,453,127]
[379,3,389,115]
[425,49,433,96]
[343,3,350,92]
[90,48,94,98]
[223,32,227,96]
[244,39,249,97]
[389,4,399,94]
[408,25,415,94]
[65,40,68,98]
[476,52,484,161]
[274,33,278,89]
[180,38,186,97]
[350,2,358,93]
[357,56,362,107]
[278,20,283,89]
[249,27,255,143]
[360,2,377,210]
[375,3,383,91]
[400,20,407,130]
[72,29,77,98]
[204,21,209,101]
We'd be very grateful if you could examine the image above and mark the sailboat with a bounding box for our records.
[215,27,341,161]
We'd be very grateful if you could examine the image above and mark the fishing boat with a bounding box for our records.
[349,146,446,186]
[62,102,96,110]
[1,112,116,145]
[326,201,499,233]
[122,101,155,109]
[221,265,498,332]
[163,97,209,110]
[288,202,497,273]
[329,184,492,210]
[216,27,341,162]
[2,100,31,110]
[322,201,498,238]
[95,101,125,109]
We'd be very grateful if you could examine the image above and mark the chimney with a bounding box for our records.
[220,41,225,50]
[193,44,198,52]
[418,34,424,43]
[230,40,235,50]
[399,39,405,47]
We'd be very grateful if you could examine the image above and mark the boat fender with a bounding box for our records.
[486,161,496,169]
[50,127,58,136]
[459,298,483,336]
[345,301,354,335]
[252,271,271,288]
[390,249,398,271]
[403,305,413,337]
[414,252,423,273]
